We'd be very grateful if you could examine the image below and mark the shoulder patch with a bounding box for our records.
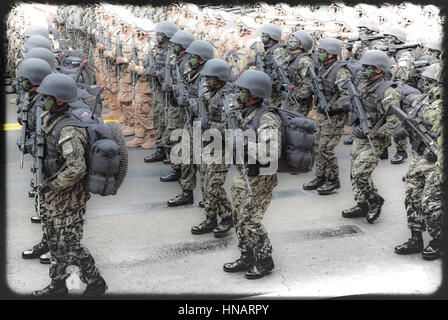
[61,139,74,156]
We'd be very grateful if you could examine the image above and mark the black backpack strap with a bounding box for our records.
[52,117,88,144]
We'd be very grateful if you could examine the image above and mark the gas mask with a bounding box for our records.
[288,37,302,51]
[385,35,398,44]
[362,65,377,80]
[261,33,270,45]
[156,32,166,45]
[189,55,201,69]
[318,49,332,63]
[42,95,56,112]
[205,76,222,91]
[21,78,32,91]
[173,43,183,54]
[236,87,251,105]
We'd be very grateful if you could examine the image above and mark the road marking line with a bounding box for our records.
[2,119,119,131]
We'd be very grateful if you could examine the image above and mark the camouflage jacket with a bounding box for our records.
[317,60,351,113]
[287,52,315,100]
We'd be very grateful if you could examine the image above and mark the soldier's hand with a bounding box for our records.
[135,65,145,75]
[129,61,137,71]
[96,42,105,50]
[116,56,126,64]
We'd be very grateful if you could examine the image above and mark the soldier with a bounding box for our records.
[302,38,351,195]
[127,20,157,149]
[342,50,401,223]
[245,24,289,108]
[32,74,106,296]
[350,18,384,61]
[159,30,195,181]
[223,70,281,279]
[167,40,214,207]
[190,59,234,237]
[394,64,443,260]
[285,30,315,115]
[143,21,178,163]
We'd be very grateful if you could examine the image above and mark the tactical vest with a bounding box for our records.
[154,44,168,69]
[408,94,439,141]
[25,94,43,133]
[264,43,285,77]
[352,80,396,139]
[320,61,346,103]
[288,52,310,80]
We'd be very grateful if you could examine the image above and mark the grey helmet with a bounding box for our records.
[421,63,441,82]
[357,18,380,33]
[37,73,78,103]
[154,21,177,38]
[23,47,55,69]
[359,50,390,72]
[186,40,214,61]
[24,35,52,51]
[24,25,49,38]
[200,59,231,81]
[384,26,407,43]
[427,39,441,52]
[318,38,342,57]
[17,58,52,85]
[170,30,195,49]
[291,30,313,52]
[259,24,282,41]
[234,70,272,98]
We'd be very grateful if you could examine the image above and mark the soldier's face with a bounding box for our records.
[288,37,302,51]
[236,87,251,105]
[261,33,270,45]
[156,32,166,44]
[21,77,32,91]
[42,95,56,111]
[173,43,183,54]
[205,76,221,90]
[189,55,200,69]
[358,27,368,35]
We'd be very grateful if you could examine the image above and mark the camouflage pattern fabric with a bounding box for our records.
[287,53,315,115]
[203,163,232,219]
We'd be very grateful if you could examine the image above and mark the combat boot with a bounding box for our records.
[303,177,326,190]
[39,252,51,264]
[126,137,146,148]
[30,215,41,223]
[191,216,218,235]
[317,179,340,195]
[160,169,181,182]
[223,253,255,273]
[167,190,194,207]
[83,276,108,296]
[144,147,166,163]
[342,203,368,218]
[422,239,442,260]
[28,190,35,197]
[102,109,120,120]
[6,87,16,94]
[366,195,385,224]
[198,201,205,208]
[391,150,408,164]
[122,126,135,137]
[3,78,11,85]
[163,157,171,165]
[140,137,156,149]
[343,135,354,145]
[22,241,49,259]
[380,147,389,160]
[213,216,233,238]
[32,280,68,296]
[245,256,275,280]
[395,230,423,255]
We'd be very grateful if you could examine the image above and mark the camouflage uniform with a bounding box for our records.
[351,80,401,204]
[314,62,351,182]
[404,89,442,240]
[102,22,121,117]
[286,52,315,115]
[41,111,102,284]
[231,106,281,260]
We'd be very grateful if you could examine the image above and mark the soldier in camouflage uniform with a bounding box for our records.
[303,38,351,195]
[143,21,178,163]
[159,30,195,181]
[32,74,106,296]
[395,64,443,260]
[342,50,402,224]
[245,24,289,108]
[167,40,214,207]
[127,21,157,149]
[285,30,315,115]
[223,70,281,280]
[190,59,234,238]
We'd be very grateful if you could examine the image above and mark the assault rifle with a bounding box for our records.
[389,104,438,162]
[105,28,112,85]
[115,32,122,91]
[162,46,173,126]
[377,43,420,55]
[308,66,332,123]
[222,92,253,195]
[175,64,193,136]
[343,80,376,154]
[131,33,139,99]
[272,56,301,110]
[146,37,157,107]
[198,76,207,172]
[346,33,384,43]
[98,26,105,74]
[224,49,243,63]
[33,105,45,215]
[249,42,264,72]
[91,85,113,118]
[75,59,99,84]
[18,92,30,169]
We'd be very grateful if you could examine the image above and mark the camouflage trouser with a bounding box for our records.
[152,82,166,147]
[43,206,101,284]
[35,193,49,245]
[314,112,346,180]
[287,96,313,116]
[118,87,134,127]
[231,173,277,260]
[393,135,409,153]
[134,94,155,138]
[405,156,442,239]
[180,121,205,192]
[203,163,232,219]
[350,137,387,204]
[78,32,88,55]
[103,61,119,112]
[162,104,184,171]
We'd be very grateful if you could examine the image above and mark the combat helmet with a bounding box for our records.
[234,70,272,98]
[357,18,380,33]
[290,30,313,52]
[259,24,282,41]
[24,35,52,51]
[359,50,390,72]
[154,21,177,38]
[37,73,79,103]
[170,30,195,50]
[24,25,49,39]
[17,58,52,85]
[186,40,214,61]
[384,25,407,43]
[318,38,342,56]
[23,47,55,69]
[200,59,231,81]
